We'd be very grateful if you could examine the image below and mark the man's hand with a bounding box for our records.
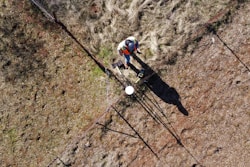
[137,50,142,54]
[119,50,123,56]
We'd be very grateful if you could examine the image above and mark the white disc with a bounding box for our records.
[125,86,134,95]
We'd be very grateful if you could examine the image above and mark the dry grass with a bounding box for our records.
[0,0,117,166]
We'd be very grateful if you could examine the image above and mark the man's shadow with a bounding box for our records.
[129,53,188,116]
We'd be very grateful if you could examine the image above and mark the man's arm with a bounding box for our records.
[118,49,123,56]
[134,40,141,54]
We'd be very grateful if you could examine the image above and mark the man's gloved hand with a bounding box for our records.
[136,48,142,54]
[137,50,142,54]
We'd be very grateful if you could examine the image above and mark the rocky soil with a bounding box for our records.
[0,0,249,167]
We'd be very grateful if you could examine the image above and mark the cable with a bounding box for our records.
[29,0,55,21]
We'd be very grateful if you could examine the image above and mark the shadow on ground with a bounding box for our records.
[130,53,188,116]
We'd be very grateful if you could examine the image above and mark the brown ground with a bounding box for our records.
[0,0,249,167]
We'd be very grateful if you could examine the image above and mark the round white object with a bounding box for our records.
[125,86,134,95]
